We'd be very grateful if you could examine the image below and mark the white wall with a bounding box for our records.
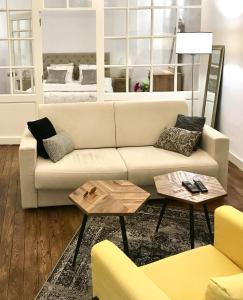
[202,0,243,169]
[42,11,96,53]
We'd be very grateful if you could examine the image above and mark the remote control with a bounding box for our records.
[193,179,208,193]
[182,181,200,193]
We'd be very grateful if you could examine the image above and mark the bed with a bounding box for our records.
[42,53,112,104]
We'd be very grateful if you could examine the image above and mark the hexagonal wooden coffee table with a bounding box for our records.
[154,171,227,249]
[69,180,150,266]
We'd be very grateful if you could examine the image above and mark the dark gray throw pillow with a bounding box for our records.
[175,114,206,150]
[27,117,56,159]
[46,69,67,84]
[43,131,74,163]
[154,127,201,157]
[81,69,97,85]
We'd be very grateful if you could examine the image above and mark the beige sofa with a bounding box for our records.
[19,101,229,208]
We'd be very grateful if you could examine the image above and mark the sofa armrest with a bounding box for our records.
[19,127,38,208]
[214,206,243,270]
[91,240,170,300]
[201,125,229,190]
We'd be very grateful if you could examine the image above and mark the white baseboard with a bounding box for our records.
[0,136,21,145]
[229,152,243,171]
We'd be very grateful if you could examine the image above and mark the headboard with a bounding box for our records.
[43,52,110,80]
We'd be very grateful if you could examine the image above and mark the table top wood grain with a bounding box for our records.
[69,180,150,216]
[154,171,227,205]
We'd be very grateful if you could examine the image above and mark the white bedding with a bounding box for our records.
[43,78,113,104]
[44,91,97,103]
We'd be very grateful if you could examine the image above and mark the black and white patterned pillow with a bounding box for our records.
[154,127,201,157]
[175,114,206,150]
[43,131,74,162]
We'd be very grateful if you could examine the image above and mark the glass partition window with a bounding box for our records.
[104,0,202,93]
[44,0,92,8]
[0,2,35,94]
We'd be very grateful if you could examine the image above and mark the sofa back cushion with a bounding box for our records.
[114,101,188,147]
[39,102,116,149]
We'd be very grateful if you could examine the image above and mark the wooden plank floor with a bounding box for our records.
[0,145,242,300]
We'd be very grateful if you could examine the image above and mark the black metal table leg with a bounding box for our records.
[155,199,168,232]
[119,216,130,257]
[203,203,213,243]
[72,214,88,266]
[189,205,195,249]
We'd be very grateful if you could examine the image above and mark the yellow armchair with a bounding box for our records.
[91,206,243,300]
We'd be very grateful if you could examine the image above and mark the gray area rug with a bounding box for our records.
[35,202,213,300]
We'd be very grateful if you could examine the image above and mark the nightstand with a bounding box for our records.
[153,70,183,92]
[112,77,131,92]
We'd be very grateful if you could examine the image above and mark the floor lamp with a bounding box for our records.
[176,32,213,117]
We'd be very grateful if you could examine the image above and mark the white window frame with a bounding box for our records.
[0,0,202,103]
[0,0,43,105]
[10,12,35,93]
[101,0,202,103]
[42,0,93,10]
[41,0,104,102]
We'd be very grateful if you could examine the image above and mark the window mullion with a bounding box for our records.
[103,0,202,96]
[6,6,14,95]
[126,0,129,93]
[174,2,179,92]
[150,0,154,92]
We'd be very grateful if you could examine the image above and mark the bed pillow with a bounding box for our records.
[43,131,74,163]
[154,127,201,157]
[79,64,96,82]
[46,69,67,84]
[81,69,97,85]
[27,117,56,159]
[47,65,74,83]
[50,63,74,77]
[175,114,206,150]
[205,273,243,300]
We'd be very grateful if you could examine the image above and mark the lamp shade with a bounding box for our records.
[176,32,213,54]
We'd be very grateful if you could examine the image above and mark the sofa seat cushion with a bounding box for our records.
[118,146,218,186]
[141,245,242,300]
[35,148,127,189]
